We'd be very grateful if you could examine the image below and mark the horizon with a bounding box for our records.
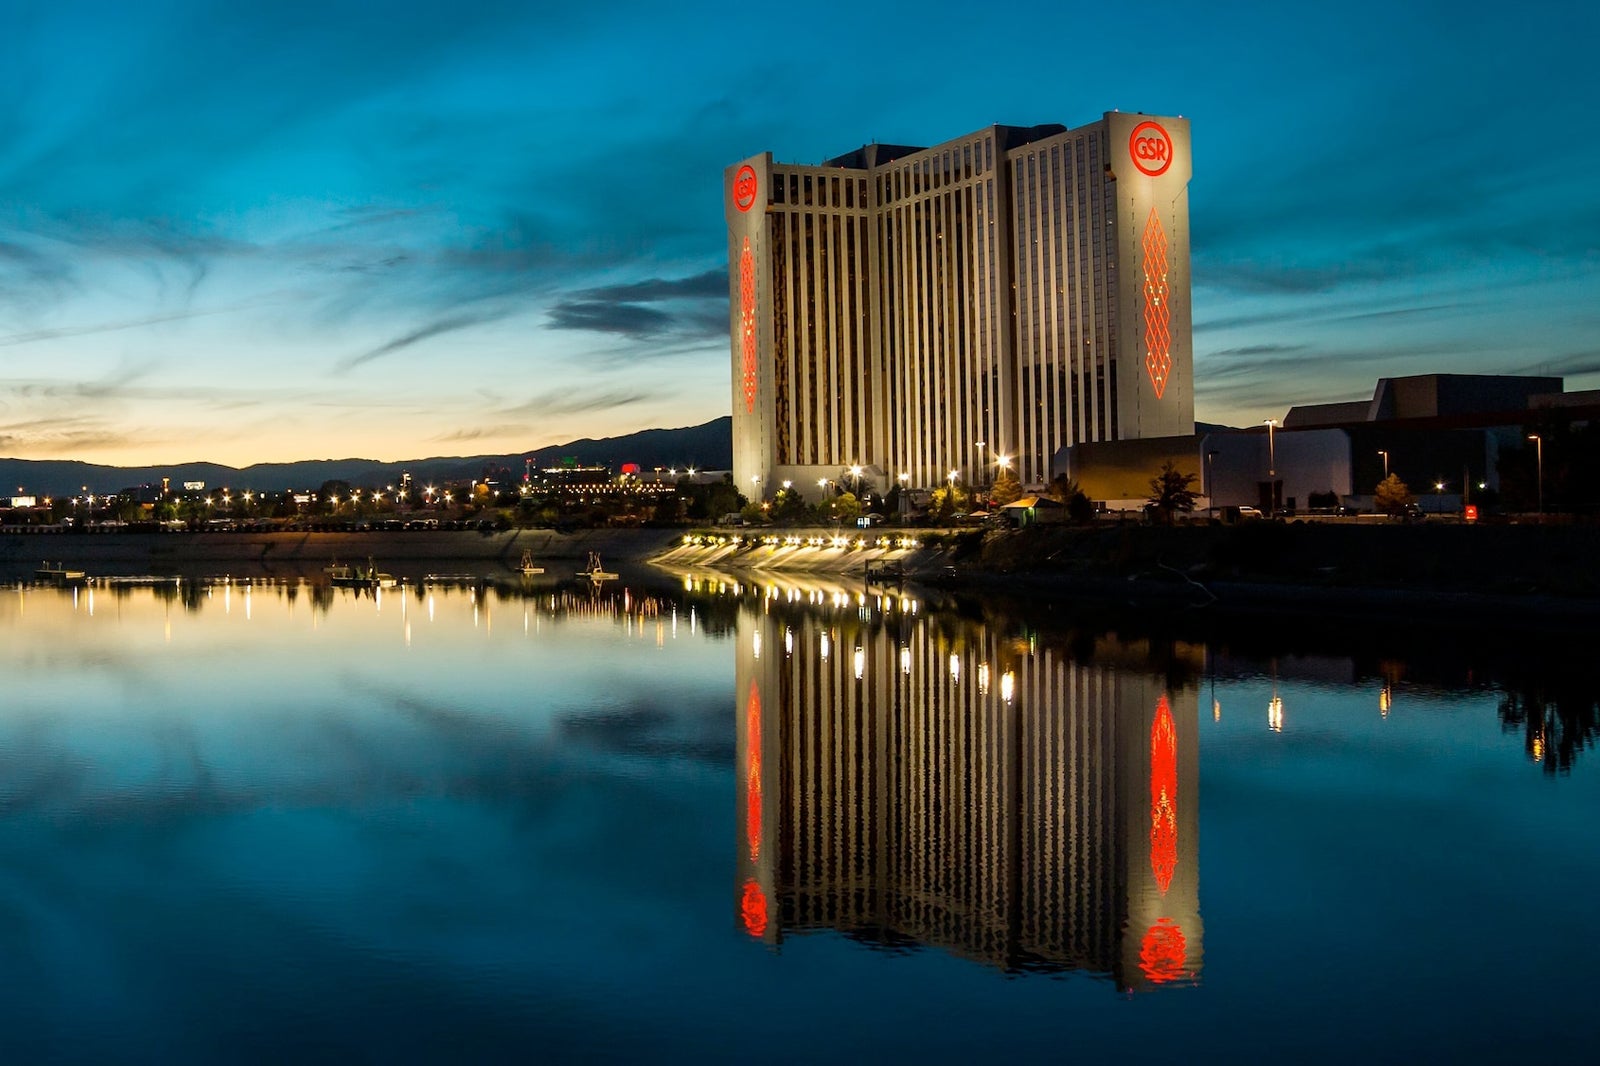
[4,1,1596,467]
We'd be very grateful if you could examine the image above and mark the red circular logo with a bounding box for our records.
[1130,121,1173,177]
[734,165,758,212]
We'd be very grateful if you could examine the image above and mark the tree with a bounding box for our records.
[990,467,1023,507]
[929,480,970,520]
[830,491,862,525]
[1047,474,1095,523]
[1374,473,1414,516]
[769,487,808,523]
[1146,461,1199,524]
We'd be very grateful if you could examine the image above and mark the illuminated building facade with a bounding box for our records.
[724,113,1193,498]
[733,599,1202,988]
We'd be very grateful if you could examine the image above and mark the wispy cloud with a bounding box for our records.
[499,387,651,419]
[545,268,727,340]
[0,306,245,348]
[334,310,510,373]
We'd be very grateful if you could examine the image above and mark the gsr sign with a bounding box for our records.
[1129,121,1173,177]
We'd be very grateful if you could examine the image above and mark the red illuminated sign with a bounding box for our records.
[1464,504,1479,523]
[1142,207,1172,400]
[741,878,768,937]
[1139,918,1188,984]
[734,164,758,212]
[739,238,757,413]
[1129,120,1173,177]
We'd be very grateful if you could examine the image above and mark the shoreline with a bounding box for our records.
[8,524,1600,629]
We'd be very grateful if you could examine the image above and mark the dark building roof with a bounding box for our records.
[822,123,1072,171]
[1283,374,1566,429]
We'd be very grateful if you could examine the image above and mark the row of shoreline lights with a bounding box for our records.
[752,454,1014,499]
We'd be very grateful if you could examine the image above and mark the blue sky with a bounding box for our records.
[1,0,1595,465]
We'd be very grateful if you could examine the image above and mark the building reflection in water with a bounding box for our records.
[732,594,1202,991]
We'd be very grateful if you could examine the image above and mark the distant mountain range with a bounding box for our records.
[1,417,734,496]
[4,415,1243,497]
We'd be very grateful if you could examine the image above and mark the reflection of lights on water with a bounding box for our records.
[1379,685,1392,717]
[854,647,864,680]
[1268,696,1284,732]
[978,662,990,696]
[752,632,761,660]
[1213,699,1221,722]
[900,647,911,674]
[820,633,830,660]
[949,654,960,680]
[1001,671,1015,703]
[427,594,435,622]
[1532,735,1545,762]
[784,628,793,655]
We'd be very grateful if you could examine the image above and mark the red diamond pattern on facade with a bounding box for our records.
[739,237,757,413]
[1141,207,1171,400]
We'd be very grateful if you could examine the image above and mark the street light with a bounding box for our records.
[1378,450,1389,479]
[1206,450,1218,518]
[975,440,986,486]
[848,464,862,496]
[1528,434,1543,519]
[1264,419,1279,478]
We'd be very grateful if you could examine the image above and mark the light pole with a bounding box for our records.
[1378,450,1389,480]
[975,440,986,489]
[1206,450,1218,519]
[1528,434,1543,519]
[848,464,862,497]
[1264,418,1280,513]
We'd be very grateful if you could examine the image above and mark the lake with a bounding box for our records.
[0,572,1594,1062]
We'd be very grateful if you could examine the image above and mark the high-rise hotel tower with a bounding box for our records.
[725,113,1192,497]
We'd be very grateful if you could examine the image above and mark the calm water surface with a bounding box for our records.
[0,575,1595,1063]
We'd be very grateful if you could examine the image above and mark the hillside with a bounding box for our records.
[1,417,733,496]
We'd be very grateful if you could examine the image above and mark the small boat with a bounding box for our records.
[518,550,545,576]
[576,551,619,581]
[36,562,87,586]
[327,558,397,588]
